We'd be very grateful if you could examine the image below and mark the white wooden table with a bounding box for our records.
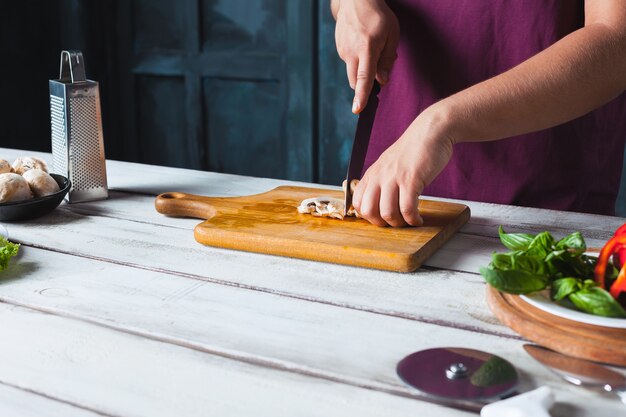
[0,147,624,417]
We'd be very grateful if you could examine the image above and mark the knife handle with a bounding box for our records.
[480,386,554,417]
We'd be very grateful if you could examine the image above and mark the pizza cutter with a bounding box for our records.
[396,347,554,416]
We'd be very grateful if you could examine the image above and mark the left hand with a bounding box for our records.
[352,109,455,227]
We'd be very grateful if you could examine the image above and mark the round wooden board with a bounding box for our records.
[486,286,626,367]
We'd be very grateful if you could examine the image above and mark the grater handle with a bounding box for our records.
[59,50,87,83]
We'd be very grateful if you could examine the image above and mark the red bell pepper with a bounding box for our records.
[594,224,626,299]
[610,262,626,299]
[613,223,626,270]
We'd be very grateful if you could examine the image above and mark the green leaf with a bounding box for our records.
[0,237,19,271]
[551,278,581,301]
[498,226,534,251]
[568,287,626,318]
[546,251,595,280]
[555,232,586,253]
[510,253,547,275]
[492,251,546,274]
[480,266,549,294]
[526,232,556,258]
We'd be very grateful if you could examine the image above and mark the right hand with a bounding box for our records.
[332,0,400,114]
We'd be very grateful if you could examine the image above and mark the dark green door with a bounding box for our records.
[113,0,322,181]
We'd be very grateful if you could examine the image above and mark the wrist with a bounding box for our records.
[417,100,460,147]
[333,0,388,15]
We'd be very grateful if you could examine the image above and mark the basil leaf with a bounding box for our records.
[491,253,513,271]
[551,278,581,301]
[498,226,534,251]
[526,232,556,258]
[568,287,626,318]
[491,252,547,275]
[546,251,595,280]
[514,253,547,275]
[555,232,586,253]
[480,266,549,294]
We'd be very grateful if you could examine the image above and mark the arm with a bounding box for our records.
[354,0,626,227]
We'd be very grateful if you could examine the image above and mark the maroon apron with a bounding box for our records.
[363,0,626,215]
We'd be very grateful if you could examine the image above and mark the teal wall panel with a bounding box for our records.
[137,76,189,167]
[201,0,286,52]
[317,2,356,185]
[204,78,284,178]
[134,0,185,50]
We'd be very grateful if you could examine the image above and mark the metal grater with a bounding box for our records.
[49,50,108,203]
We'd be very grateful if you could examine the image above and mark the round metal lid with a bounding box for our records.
[396,347,518,401]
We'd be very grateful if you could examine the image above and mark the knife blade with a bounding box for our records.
[524,344,626,403]
[344,81,381,216]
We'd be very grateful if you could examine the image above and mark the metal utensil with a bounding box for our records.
[343,81,381,215]
[524,344,626,404]
[397,347,553,416]
[49,50,108,203]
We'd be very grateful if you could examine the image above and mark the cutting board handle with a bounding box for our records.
[155,192,217,220]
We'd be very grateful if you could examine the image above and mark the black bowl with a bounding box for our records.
[0,174,71,221]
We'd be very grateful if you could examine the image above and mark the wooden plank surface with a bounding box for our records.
[0,303,466,417]
[0,384,104,417]
[1,245,622,416]
[1,148,625,417]
[155,186,470,271]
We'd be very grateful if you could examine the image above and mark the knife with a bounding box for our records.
[524,344,626,404]
[344,81,381,216]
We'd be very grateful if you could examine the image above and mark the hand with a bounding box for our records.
[332,0,399,113]
[352,108,455,227]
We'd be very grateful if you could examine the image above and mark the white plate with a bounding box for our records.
[520,291,626,329]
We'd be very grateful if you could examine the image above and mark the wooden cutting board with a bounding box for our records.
[155,186,470,272]
[486,286,626,366]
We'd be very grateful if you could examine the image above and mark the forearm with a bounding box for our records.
[435,23,626,144]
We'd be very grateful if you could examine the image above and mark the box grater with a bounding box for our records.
[49,50,108,203]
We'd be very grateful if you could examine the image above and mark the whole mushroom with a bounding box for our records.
[22,169,60,198]
[12,156,48,176]
[0,173,33,203]
[0,160,12,174]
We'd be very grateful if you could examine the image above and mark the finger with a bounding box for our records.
[379,182,407,227]
[345,58,358,90]
[353,52,376,114]
[351,176,368,213]
[398,184,423,226]
[359,183,387,227]
[376,24,399,85]
[375,52,396,85]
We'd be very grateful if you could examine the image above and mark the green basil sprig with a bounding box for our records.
[480,227,626,318]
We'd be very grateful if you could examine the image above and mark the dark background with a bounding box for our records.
[2,0,625,215]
